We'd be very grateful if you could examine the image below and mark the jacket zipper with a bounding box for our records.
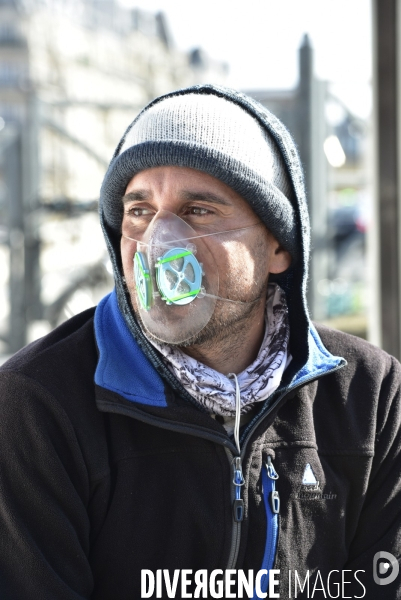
[225,449,244,569]
[233,456,245,522]
[224,363,345,570]
[251,455,280,599]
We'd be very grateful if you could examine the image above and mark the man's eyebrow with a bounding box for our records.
[180,191,231,206]
[122,190,151,204]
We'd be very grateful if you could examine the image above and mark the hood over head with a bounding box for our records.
[99,84,312,392]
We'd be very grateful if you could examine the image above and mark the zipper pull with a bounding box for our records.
[266,455,280,515]
[266,455,279,480]
[233,456,245,522]
[271,490,280,514]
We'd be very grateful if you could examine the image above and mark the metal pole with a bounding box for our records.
[298,35,313,205]
[298,34,324,319]
[374,0,400,358]
[310,79,329,321]
[23,93,42,321]
[5,129,27,353]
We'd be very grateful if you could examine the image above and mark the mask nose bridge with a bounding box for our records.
[146,209,198,246]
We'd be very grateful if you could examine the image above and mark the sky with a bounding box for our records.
[118,0,372,118]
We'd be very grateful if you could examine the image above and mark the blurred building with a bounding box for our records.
[0,0,227,356]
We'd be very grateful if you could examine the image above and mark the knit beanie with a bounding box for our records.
[100,89,299,261]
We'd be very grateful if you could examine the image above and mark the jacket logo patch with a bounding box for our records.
[294,463,337,500]
[302,463,318,486]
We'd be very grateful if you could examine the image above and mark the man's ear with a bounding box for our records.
[269,244,292,274]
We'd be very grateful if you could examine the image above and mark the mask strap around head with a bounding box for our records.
[122,222,262,245]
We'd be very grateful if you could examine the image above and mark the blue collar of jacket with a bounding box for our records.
[94,290,345,408]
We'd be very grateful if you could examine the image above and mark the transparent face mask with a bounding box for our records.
[122,210,260,344]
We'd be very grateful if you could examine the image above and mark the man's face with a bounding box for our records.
[120,166,291,347]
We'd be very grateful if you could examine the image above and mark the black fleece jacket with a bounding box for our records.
[0,309,400,599]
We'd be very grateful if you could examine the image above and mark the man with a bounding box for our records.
[0,84,400,599]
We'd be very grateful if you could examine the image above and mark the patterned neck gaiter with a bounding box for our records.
[148,283,291,417]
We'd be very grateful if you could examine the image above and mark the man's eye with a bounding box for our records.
[188,207,210,216]
[127,207,153,217]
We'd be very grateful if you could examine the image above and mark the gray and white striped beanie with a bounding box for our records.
[100,88,299,261]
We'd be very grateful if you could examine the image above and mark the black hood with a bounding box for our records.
[98,84,312,398]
